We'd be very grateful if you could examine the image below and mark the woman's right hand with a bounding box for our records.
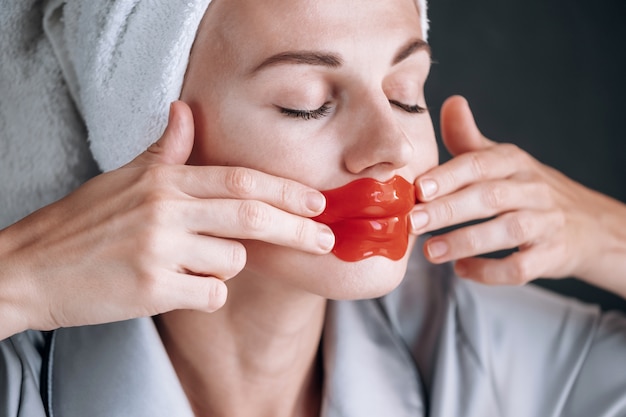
[0,101,333,339]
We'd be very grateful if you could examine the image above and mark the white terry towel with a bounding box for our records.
[0,0,211,227]
[0,0,428,228]
[42,0,213,173]
[0,0,100,228]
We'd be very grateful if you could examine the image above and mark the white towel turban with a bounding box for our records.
[43,0,429,172]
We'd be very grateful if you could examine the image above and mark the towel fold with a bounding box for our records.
[42,0,213,173]
[0,0,99,228]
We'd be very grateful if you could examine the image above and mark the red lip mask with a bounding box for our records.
[313,176,416,262]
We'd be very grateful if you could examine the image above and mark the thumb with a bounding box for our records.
[440,95,495,156]
[128,100,195,167]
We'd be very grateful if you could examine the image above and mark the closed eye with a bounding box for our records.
[389,99,427,114]
[279,103,332,120]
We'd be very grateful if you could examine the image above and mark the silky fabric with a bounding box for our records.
[2,245,626,417]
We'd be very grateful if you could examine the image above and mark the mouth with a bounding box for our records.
[313,176,416,262]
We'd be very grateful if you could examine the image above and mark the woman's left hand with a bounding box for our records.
[410,95,626,297]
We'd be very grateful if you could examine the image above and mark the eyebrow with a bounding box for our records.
[392,38,431,65]
[250,51,343,74]
[249,38,430,75]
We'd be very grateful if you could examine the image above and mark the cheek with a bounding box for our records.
[404,114,439,176]
[190,101,340,187]
[421,116,438,164]
[188,100,273,168]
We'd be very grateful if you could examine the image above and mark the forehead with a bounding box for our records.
[201,0,423,57]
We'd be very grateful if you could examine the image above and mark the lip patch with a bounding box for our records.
[314,176,416,262]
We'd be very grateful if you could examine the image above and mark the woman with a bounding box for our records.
[1,0,625,416]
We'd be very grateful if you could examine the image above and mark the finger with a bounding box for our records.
[410,179,552,234]
[440,95,495,156]
[167,165,327,217]
[179,235,247,280]
[128,100,195,167]
[453,244,560,285]
[422,210,561,264]
[416,142,531,202]
[154,271,229,313]
[180,199,334,254]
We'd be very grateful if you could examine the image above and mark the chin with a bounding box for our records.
[242,236,417,300]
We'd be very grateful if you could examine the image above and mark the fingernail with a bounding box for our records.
[318,228,335,252]
[410,210,429,232]
[306,191,326,213]
[427,240,448,259]
[420,179,438,199]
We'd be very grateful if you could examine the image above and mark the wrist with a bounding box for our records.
[0,225,37,339]
[576,192,626,299]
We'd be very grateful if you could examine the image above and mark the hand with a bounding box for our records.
[410,96,626,295]
[0,101,334,339]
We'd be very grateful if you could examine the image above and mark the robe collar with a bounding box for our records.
[46,298,425,417]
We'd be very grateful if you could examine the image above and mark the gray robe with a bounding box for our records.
[2,249,625,417]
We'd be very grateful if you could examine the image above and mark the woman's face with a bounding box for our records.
[181,0,437,300]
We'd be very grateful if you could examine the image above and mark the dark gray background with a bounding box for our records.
[424,0,626,312]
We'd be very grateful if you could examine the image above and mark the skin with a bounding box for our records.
[161,0,434,415]
[412,96,626,297]
[0,0,624,415]
[181,0,436,301]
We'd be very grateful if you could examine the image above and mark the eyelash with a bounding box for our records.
[389,100,428,114]
[280,103,332,120]
[279,99,427,121]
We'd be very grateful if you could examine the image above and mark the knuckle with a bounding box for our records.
[226,167,256,197]
[509,257,532,285]
[481,183,506,211]
[131,225,172,275]
[139,164,171,187]
[505,143,531,166]
[534,182,553,206]
[206,282,227,312]
[441,168,458,192]
[462,228,480,253]
[226,242,247,278]
[543,185,558,208]
[134,267,161,299]
[279,182,298,209]
[468,152,488,179]
[501,143,521,158]
[436,199,456,223]
[238,200,270,233]
[135,174,178,215]
[133,227,163,260]
[506,213,532,243]
[501,142,521,155]
[138,191,177,228]
[528,181,552,202]
[292,219,310,246]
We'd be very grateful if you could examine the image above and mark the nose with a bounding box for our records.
[342,94,415,176]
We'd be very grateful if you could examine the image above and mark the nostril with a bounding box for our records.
[343,131,414,174]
